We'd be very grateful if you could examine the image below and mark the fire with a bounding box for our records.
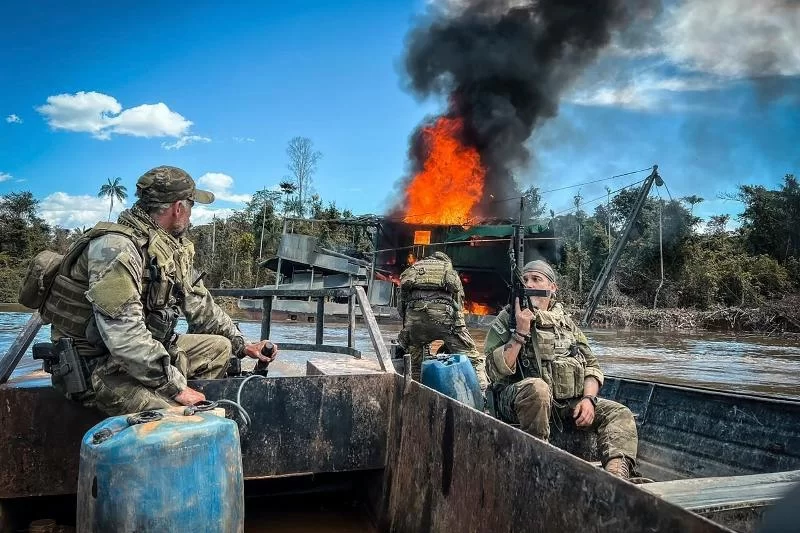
[403,117,485,225]
[465,301,493,316]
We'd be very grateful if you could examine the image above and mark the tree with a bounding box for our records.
[521,186,547,222]
[682,195,704,216]
[738,175,800,261]
[98,177,128,221]
[279,180,298,218]
[285,137,322,216]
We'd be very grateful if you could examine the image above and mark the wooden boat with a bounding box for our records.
[0,287,797,532]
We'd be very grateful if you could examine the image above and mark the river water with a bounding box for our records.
[4,312,799,399]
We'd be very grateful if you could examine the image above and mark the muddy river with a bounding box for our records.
[5,311,798,399]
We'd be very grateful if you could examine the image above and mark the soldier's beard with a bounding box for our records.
[171,220,189,238]
[529,296,551,310]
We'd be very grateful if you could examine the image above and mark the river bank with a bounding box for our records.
[578,297,800,335]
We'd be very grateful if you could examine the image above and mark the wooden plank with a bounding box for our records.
[641,470,800,512]
[261,296,273,340]
[0,311,44,385]
[211,288,350,298]
[354,286,394,373]
[316,297,325,345]
[306,358,383,376]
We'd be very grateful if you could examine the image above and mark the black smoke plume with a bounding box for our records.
[396,0,652,221]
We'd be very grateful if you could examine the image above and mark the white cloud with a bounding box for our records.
[233,137,256,143]
[38,192,128,229]
[36,91,194,140]
[0,172,12,182]
[196,172,252,203]
[5,114,22,124]
[570,75,725,111]
[663,0,800,78]
[190,206,236,226]
[162,135,212,150]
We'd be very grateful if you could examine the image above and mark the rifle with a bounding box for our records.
[508,224,550,325]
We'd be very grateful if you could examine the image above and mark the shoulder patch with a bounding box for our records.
[491,320,508,336]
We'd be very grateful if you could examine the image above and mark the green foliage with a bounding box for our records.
[738,175,800,261]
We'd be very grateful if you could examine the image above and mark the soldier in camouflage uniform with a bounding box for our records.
[483,260,638,479]
[397,251,488,392]
[42,166,277,416]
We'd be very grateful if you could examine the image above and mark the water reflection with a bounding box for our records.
[4,313,798,399]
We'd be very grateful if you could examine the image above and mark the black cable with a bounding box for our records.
[551,178,647,217]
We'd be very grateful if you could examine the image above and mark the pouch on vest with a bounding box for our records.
[19,250,63,310]
[550,356,585,400]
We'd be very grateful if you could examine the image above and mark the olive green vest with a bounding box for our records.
[400,258,460,298]
[519,305,586,400]
[41,212,193,352]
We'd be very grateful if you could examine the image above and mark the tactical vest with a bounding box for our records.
[41,217,192,353]
[400,258,460,300]
[518,305,586,400]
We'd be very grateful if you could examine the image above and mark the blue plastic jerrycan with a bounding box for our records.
[76,406,244,533]
[421,354,483,409]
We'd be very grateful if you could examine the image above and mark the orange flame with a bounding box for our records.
[465,301,493,315]
[403,117,485,225]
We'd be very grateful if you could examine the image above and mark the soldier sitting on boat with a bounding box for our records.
[38,166,277,416]
[396,251,488,392]
[483,259,638,480]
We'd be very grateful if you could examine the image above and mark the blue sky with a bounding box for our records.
[1,0,798,229]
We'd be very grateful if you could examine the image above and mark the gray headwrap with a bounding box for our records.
[522,260,556,283]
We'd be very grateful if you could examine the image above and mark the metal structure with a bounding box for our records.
[581,165,664,327]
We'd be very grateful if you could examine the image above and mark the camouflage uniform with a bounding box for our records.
[45,167,247,416]
[484,303,638,466]
[397,252,487,391]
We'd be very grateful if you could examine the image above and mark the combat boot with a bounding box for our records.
[603,457,631,479]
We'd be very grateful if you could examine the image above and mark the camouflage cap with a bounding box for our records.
[522,259,556,283]
[135,166,214,206]
[431,251,452,263]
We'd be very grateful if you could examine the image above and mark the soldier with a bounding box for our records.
[483,259,638,479]
[397,251,488,392]
[41,166,277,416]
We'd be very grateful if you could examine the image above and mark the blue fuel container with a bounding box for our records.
[421,354,483,409]
[76,407,244,533]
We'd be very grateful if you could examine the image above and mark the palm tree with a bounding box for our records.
[98,177,128,221]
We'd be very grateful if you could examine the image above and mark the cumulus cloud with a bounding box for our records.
[5,114,22,124]
[162,135,212,150]
[233,137,256,143]
[36,91,195,140]
[663,0,800,78]
[0,172,12,182]
[38,192,128,229]
[190,206,236,226]
[196,172,252,203]
[568,0,799,112]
